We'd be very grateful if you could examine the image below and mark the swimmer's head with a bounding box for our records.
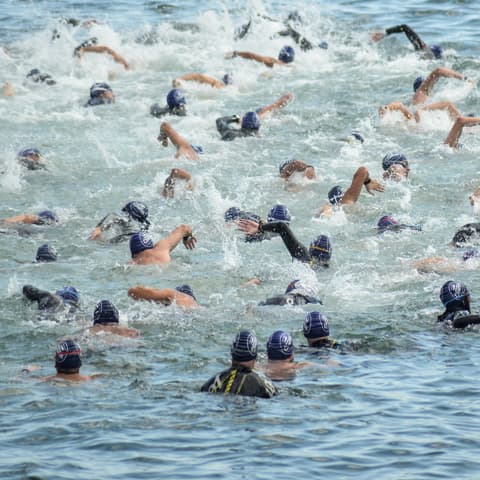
[222,73,233,85]
[93,300,119,325]
[18,148,41,161]
[56,286,80,307]
[278,45,295,63]
[440,280,470,308]
[224,207,243,222]
[348,130,364,144]
[382,153,408,171]
[303,311,329,339]
[231,330,258,362]
[430,45,443,59]
[87,82,114,106]
[266,330,294,360]
[167,89,186,109]
[285,279,320,303]
[36,244,57,262]
[318,41,329,50]
[241,111,260,131]
[55,339,82,373]
[463,248,480,261]
[129,232,154,257]
[122,201,150,227]
[267,204,291,223]
[377,215,399,229]
[175,284,197,301]
[328,186,344,205]
[413,76,425,92]
[309,235,332,264]
[37,210,58,224]
[451,224,480,247]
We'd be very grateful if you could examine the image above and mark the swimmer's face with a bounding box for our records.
[383,164,409,181]
[102,90,115,102]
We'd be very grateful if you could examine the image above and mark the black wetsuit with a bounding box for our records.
[278,24,313,51]
[216,116,257,141]
[385,24,428,52]
[438,307,480,329]
[23,285,65,312]
[260,293,322,306]
[201,365,278,398]
[94,212,144,244]
[452,223,480,247]
[150,104,186,118]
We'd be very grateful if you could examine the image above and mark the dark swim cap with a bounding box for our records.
[37,210,58,223]
[175,284,196,301]
[231,330,258,362]
[36,244,57,262]
[18,148,41,159]
[241,111,260,131]
[318,41,329,50]
[377,215,399,229]
[129,232,154,256]
[224,207,243,222]
[303,311,329,339]
[440,280,469,307]
[350,130,364,143]
[93,300,119,325]
[382,153,408,171]
[267,204,291,223]
[452,223,480,247]
[122,201,149,225]
[267,330,294,360]
[328,186,344,205]
[167,89,186,109]
[278,45,295,63]
[430,45,443,59]
[55,339,82,372]
[222,73,233,85]
[413,76,424,92]
[463,248,480,261]
[56,286,80,306]
[309,235,332,262]
[90,82,113,98]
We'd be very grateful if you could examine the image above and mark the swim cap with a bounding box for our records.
[224,207,243,222]
[36,244,57,262]
[318,41,329,50]
[90,82,113,98]
[328,186,344,205]
[222,73,233,85]
[309,235,332,262]
[463,248,480,261]
[55,339,82,372]
[241,111,260,131]
[37,210,58,223]
[231,330,258,362]
[129,232,154,256]
[452,223,480,246]
[167,89,186,109]
[175,284,197,301]
[56,286,80,306]
[122,201,149,225]
[267,330,294,360]
[26,69,55,85]
[350,130,364,143]
[440,280,469,307]
[278,45,295,63]
[267,204,291,223]
[413,76,425,92]
[303,311,329,339]
[279,160,293,174]
[73,37,98,56]
[382,153,408,171]
[377,215,399,229]
[18,148,41,159]
[430,45,443,59]
[93,300,119,325]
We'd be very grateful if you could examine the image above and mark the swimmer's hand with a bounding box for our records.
[317,204,333,218]
[224,51,236,59]
[365,179,384,195]
[157,131,168,147]
[370,31,386,42]
[182,233,197,250]
[238,219,260,235]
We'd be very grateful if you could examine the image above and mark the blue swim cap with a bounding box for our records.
[350,130,364,143]
[222,73,233,85]
[37,210,58,223]
[167,89,186,109]
[382,153,408,171]
[175,284,197,301]
[303,311,329,339]
[56,286,80,306]
[224,207,243,222]
[190,144,204,154]
[318,41,329,50]
[36,244,57,262]
[55,339,82,371]
[430,45,443,59]
[18,148,41,159]
[129,232,154,257]
[377,215,399,229]
[93,300,119,325]
[413,76,424,92]
[267,330,294,360]
[231,330,258,362]
[440,280,469,307]
[122,201,149,225]
[463,248,480,261]
[328,186,344,205]
[278,45,295,63]
[90,82,113,98]
[267,204,291,223]
[241,111,260,131]
[309,235,332,262]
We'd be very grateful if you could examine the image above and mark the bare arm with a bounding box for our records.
[444,115,480,149]
[158,122,198,160]
[128,286,176,304]
[280,160,316,180]
[3,214,39,224]
[155,224,196,254]
[379,101,414,121]
[413,67,465,105]
[257,93,293,119]
[226,50,280,68]
[79,45,129,69]
[342,166,384,204]
[162,168,192,198]
[415,101,462,122]
[173,73,224,89]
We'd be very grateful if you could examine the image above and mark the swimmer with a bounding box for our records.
[437,280,480,328]
[35,244,58,262]
[224,207,262,242]
[89,201,150,244]
[158,122,202,160]
[201,330,278,398]
[381,153,411,181]
[26,68,55,85]
[244,204,291,243]
[259,279,322,306]
[17,148,46,170]
[162,168,193,198]
[376,215,421,233]
[89,300,140,338]
[444,114,480,149]
[414,248,480,274]
[238,218,332,270]
[379,100,462,125]
[129,226,196,265]
[371,24,443,59]
[85,82,115,107]
[2,210,58,226]
[128,284,199,309]
[172,73,233,89]
[150,89,187,118]
[303,311,340,349]
[279,159,316,181]
[74,38,129,69]
[22,284,80,312]
[225,45,295,68]
[451,223,480,247]
[319,166,384,217]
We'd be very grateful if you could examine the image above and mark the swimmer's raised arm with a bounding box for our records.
[172,73,225,89]
[154,224,196,254]
[225,50,280,68]
[444,115,480,149]
[158,122,198,160]
[162,168,192,198]
[78,45,129,69]
[257,92,293,119]
[379,101,414,121]
[342,166,384,204]
[280,159,316,180]
[413,67,466,105]
[415,101,462,122]
[371,24,427,52]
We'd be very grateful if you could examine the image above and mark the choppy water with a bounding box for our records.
[1,0,480,479]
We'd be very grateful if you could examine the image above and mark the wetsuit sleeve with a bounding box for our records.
[22,285,63,310]
[385,24,427,51]
[260,222,310,262]
[150,104,170,118]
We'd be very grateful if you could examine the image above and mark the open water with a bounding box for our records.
[1,0,480,479]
